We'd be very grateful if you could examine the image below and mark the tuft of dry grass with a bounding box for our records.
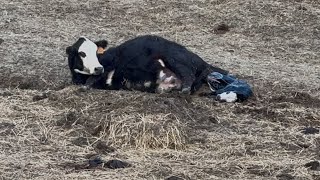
[105,113,186,149]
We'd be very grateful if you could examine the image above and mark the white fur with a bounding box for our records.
[158,59,165,67]
[74,69,91,75]
[164,76,174,83]
[144,81,152,87]
[78,37,103,74]
[106,70,115,86]
[217,92,237,103]
[159,70,166,81]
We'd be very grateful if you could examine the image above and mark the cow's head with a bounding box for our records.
[66,37,105,75]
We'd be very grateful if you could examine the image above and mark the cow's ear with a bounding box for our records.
[95,40,108,49]
[66,46,75,55]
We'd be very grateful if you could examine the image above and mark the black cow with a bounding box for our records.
[66,35,228,94]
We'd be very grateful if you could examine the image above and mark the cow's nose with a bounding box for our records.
[94,67,104,75]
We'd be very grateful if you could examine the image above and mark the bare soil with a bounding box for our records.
[1,0,320,179]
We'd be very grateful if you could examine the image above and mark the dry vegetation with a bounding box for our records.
[1,0,320,179]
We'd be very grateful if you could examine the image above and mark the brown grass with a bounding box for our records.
[1,0,320,179]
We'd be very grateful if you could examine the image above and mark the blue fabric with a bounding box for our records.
[207,72,253,101]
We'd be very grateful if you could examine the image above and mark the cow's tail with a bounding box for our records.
[191,63,228,93]
[206,63,228,75]
[197,63,228,83]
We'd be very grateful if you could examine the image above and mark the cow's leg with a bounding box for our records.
[72,72,88,85]
[207,64,228,75]
[84,75,106,89]
[172,64,195,94]
[191,66,212,93]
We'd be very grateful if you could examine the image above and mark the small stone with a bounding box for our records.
[213,23,230,34]
[88,156,104,167]
[32,93,48,101]
[276,173,294,180]
[105,159,130,169]
[301,127,319,135]
[305,161,320,170]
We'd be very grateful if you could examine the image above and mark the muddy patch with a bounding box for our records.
[0,72,69,90]
[0,122,15,136]
[271,91,320,108]
[234,105,289,124]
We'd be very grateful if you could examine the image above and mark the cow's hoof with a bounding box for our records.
[181,87,191,95]
[78,85,90,92]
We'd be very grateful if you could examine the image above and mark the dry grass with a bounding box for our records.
[1,0,320,179]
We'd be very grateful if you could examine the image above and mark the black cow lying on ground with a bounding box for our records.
[66,35,228,94]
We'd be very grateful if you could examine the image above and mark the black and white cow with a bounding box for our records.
[66,35,228,94]
[66,36,105,87]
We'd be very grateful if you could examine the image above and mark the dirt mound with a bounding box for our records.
[271,91,320,109]
[0,72,69,90]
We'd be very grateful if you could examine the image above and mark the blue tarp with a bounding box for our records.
[207,72,253,102]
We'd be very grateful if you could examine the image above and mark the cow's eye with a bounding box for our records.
[79,51,86,58]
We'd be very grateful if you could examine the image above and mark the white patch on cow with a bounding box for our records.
[106,70,115,86]
[74,69,91,75]
[78,37,103,75]
[144,81,152,87]
[159,70,166,81]
[164,76,174,83]
[157,83,175,93]
[158,59,165,67]
[217,92,237,103]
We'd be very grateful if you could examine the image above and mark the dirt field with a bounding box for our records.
[1,0,320,179]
